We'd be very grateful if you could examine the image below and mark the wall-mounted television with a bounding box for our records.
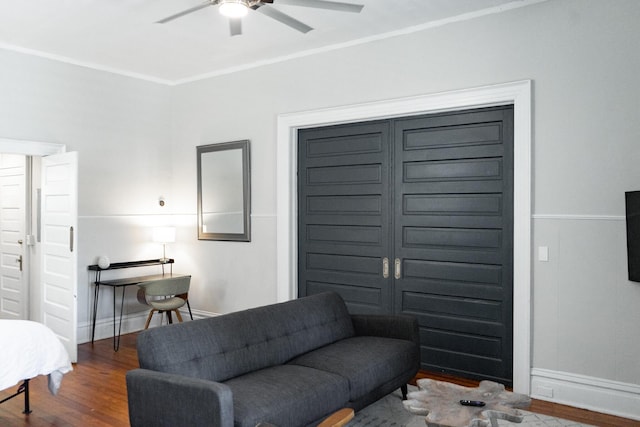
[625,191,640,282]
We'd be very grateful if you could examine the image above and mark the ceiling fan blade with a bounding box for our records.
[274,0,363,13]
[256,5,313,33]
[229,18,242,36]
[156,0,218,24]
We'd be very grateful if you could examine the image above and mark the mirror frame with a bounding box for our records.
[197,140,251,241]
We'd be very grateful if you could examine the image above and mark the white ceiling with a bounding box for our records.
[0,0,537,85]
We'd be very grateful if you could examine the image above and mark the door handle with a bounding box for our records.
[394,258,401,279]
[69,226,74,252]
[382,257,389,278]
[16,255,23,272]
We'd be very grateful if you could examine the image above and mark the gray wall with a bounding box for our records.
[172,0,640,388]
[0,49,174,333]
[1,0,638,418]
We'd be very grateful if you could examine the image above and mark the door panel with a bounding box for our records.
[297,106,514,384]
[0,154,26,320]
[41,152,78,362]
[394,107,514,385]
[298,121,391,314]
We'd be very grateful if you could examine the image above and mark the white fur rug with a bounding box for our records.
[349,387,594,427]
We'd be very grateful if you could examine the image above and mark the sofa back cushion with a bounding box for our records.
[136,292,355,383]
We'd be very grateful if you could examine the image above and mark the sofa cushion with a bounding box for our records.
[136,292,355,383]
[288,336,418,401]
[224,364,349,427]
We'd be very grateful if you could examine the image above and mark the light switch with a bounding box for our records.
[538,246,549,262]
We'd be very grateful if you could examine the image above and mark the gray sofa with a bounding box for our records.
[126,291,420,427]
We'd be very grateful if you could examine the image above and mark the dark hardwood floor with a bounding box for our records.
[0,333,137,427]
[0,333,637,426]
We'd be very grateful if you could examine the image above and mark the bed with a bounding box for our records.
[0,320,73,414]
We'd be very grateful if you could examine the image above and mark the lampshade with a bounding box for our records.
[153,227,176,244]
[219,0,249,18]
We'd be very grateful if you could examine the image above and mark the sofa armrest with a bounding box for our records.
[350,314,419,346]
[126,368,233,427]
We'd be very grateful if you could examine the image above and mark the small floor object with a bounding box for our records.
[403,379,531,427]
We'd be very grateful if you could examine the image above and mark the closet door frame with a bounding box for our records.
[276,80,532,395]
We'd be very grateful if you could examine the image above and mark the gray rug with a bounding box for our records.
[349,388,594,427]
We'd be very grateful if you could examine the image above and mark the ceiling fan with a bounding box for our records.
[156,0,364,36]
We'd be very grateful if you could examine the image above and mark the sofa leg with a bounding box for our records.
[401,384,408,400]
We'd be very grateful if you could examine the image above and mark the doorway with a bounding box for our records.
[297,106,514,385]
[276,81,532,393]
[0,138,79,362]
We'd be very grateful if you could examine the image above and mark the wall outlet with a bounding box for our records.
[534,385,554,398]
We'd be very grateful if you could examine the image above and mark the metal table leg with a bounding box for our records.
[91,283,100,343]
[113,286,126,351]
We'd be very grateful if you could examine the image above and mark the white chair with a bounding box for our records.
[137,276,191,329]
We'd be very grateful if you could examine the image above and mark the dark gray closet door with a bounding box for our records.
[393,107,514,385]
[297,121,392,314]
[297,106,514,385]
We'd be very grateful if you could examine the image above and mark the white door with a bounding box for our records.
[0,154,27,320]
[41,152,78,362]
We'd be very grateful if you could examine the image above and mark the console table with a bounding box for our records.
[88,259,190,351]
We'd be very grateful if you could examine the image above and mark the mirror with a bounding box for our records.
[197,140,250,241]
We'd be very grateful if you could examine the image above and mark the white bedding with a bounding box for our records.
[0,320,73,395]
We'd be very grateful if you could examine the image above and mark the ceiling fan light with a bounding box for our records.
[219,0,249,18]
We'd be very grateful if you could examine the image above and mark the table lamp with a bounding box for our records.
[153,227,176,263]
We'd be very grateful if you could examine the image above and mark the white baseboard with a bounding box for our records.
[78,309,219,344]
[531,368,640,421]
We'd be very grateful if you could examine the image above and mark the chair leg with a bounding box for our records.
[144,309,156,329]
[175,309,183,323]
[401,384,408,400]
[186,300,193,320]
[167,311,173,324]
